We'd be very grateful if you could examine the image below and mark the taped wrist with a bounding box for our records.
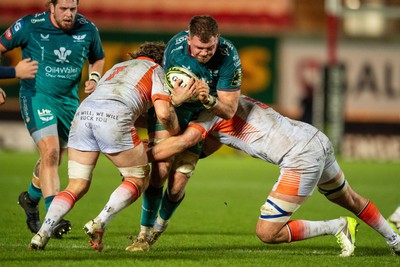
[203,95,218,109]
[89,71,101,84]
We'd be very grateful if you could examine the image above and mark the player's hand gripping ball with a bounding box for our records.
[165,66,199,102]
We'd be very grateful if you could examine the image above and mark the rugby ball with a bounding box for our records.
[165,66,198,89]
[165,66,199,102]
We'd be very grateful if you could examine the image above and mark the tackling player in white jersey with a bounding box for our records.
[146,95,400,256]
[28,42,195,251]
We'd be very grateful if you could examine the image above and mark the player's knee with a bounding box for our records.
[173,151,198,178]
[33,158,41,179]
[167,187,185,202]
[65,179,91,200]
[318,172,348,200]
[257,196,300,243]
[256,227,274,243]
[255,224,281,244]
[42,148,59,166]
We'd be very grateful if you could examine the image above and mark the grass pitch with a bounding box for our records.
[0,151,399,267]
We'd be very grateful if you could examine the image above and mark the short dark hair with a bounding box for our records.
[47,0,79,6]
[188,15,219,43]
[128,41,166,65]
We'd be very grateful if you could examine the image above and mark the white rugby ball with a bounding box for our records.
[165,66,198,89]
[165,66,199,102]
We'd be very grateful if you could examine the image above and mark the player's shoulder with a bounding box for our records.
[74,13,100,31]
[11,11,48,29]
[218,36,238,53]
[167,31,188,49]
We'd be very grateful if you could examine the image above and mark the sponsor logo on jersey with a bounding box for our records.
[72,34,86,42]
[231,69,242,87]
[13,19,23,32]
[77,17,88,24]
[34,12,46,18]
[175,35,187,45]
[4,28,12,40]
[38,109,54,122]
[170,45,184,55]
[45,47,79,78]
[54,47,72,63]
[219,47,229,57]
[233,55,241,68]
[31,18,45,24]
[40,34,50,41]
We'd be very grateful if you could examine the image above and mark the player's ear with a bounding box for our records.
[49,3,55,14]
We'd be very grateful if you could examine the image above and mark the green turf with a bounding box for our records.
[0,151,399,267]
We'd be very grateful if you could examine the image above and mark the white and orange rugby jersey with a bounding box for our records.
[87,57,169,118]
[189,95,319,164]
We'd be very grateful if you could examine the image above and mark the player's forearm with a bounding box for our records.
[88,58,105,77]
[204,90,240,120]
[155,100,181,136]
[148,136,184,162]
[158,107,180,136]
[210,101,237,120]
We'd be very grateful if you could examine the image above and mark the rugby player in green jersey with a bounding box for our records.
[127,15,242,251]
[0,0,105,238]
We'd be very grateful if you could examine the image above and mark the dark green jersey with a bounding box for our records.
[163,30,242,112]
[0,10,105,108]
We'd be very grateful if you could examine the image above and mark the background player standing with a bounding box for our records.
[0,0,105,237]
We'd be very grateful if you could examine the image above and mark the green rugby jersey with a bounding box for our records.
[163,30,242,112]
[0,10,105,107]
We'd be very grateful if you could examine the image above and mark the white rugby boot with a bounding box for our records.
[335,216,359,257]
[83,218,105,252]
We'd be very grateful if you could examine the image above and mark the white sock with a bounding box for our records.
[154,216,169,232]
[40,193,75,237]
[97,181,139,226]
[303,218,346,239]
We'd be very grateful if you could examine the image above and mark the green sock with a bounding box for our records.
[27,183,42,203]
[44,195,55,211]
[159,193,185,221]
[140,185,163,227]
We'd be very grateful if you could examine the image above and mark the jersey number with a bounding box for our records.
[105,66,127,81]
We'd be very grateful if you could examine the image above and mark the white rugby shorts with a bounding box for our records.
[68,99,137,153]
[272,131,340,196]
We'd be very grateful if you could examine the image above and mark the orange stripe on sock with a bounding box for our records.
[358,200,382,227]
[122,178,141,201]
[287,220,305,242]
[275,169,301,195]
[56,190,77,206]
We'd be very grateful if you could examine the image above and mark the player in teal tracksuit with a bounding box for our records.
[129,15,242,251]
[0,0,105,237]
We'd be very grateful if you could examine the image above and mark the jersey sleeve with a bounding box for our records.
[189,109,222,139]
[162,31,188,72]
[0,16,30,51]
[151,65,170,103]
[87,24,105,63]
[216,39,242,91]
